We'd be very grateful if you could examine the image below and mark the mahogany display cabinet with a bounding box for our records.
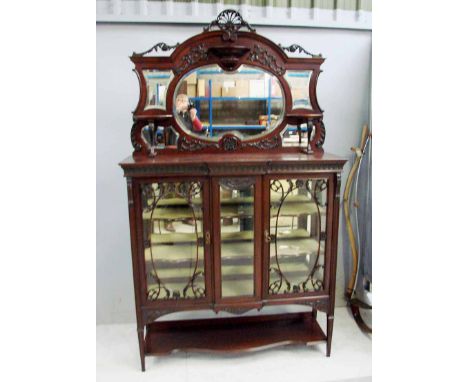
[119,10,346,371]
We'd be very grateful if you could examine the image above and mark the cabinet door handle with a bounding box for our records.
[205,231,211,245]
[264,229,272,243]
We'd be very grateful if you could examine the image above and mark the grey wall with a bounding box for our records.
[96,23,371,324]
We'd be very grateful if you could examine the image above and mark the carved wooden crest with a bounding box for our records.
[129,9,326,156]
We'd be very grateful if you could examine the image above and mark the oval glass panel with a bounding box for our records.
[284,70,312,110]
[142,181,205,300]
[268,178,327,295]
[143,70,174,110]
[173,64,285,141]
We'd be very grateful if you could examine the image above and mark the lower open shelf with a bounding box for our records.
[145,312,326,355]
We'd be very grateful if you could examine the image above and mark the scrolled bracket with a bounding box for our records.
[132,42,180,57]
[131,120,143,152]
[278,43,322,58]
[307,117,326,153]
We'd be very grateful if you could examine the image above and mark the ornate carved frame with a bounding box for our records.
[130,9,326,156]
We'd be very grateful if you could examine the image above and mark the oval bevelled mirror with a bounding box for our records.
[173,64,285,141]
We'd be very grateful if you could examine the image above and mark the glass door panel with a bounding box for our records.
[268,178,328,295]
[141,181,206,300]
[219,178,255,298]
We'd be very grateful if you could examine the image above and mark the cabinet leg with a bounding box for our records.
[137,327,146,372]
[326,314,334,357]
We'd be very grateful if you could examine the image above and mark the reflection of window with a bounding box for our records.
[284,70,313,110]
[143,70,174,110]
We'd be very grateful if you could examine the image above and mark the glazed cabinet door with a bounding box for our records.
[139,178,212,303]
[265,176,332,298]
[212,177,262,302]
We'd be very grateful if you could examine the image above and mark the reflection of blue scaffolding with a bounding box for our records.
[146,73,171,106]
[191,77,280,137]
[183,68,312,135]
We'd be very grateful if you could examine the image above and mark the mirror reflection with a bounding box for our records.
[282,124,310,148]
[143,70,174,110]
[174,64,285,140]
[284,70,312,110]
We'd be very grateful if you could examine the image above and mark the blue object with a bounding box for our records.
[208,79,213,137]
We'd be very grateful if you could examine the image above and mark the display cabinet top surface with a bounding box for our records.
[120,151,346,176]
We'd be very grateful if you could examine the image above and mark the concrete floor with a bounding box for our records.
[97,307,371,382]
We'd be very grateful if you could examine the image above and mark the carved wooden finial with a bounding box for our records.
[204,9,256,42]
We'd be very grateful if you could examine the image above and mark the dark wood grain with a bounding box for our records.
[129,23,326,155]
[121,11,346,371]
[145,312,326,355]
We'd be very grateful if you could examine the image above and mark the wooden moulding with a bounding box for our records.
[144,312,326,355]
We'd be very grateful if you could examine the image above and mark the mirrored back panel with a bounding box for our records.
[284,70,313,110]
[143,70,174,111]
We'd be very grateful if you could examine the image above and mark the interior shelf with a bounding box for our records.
[150,228,311,245]
[142,204,325,220]
[144,240,321,263]
[149,194,316,206]
[145,312,326,355]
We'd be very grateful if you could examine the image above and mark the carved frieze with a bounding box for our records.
[248,45,285,76]
[174,44,209,75]
[123,161,342,177]
[178,136,219,151]
[243,135,281,150]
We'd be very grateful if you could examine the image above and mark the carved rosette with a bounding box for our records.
[221,135,241,151]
